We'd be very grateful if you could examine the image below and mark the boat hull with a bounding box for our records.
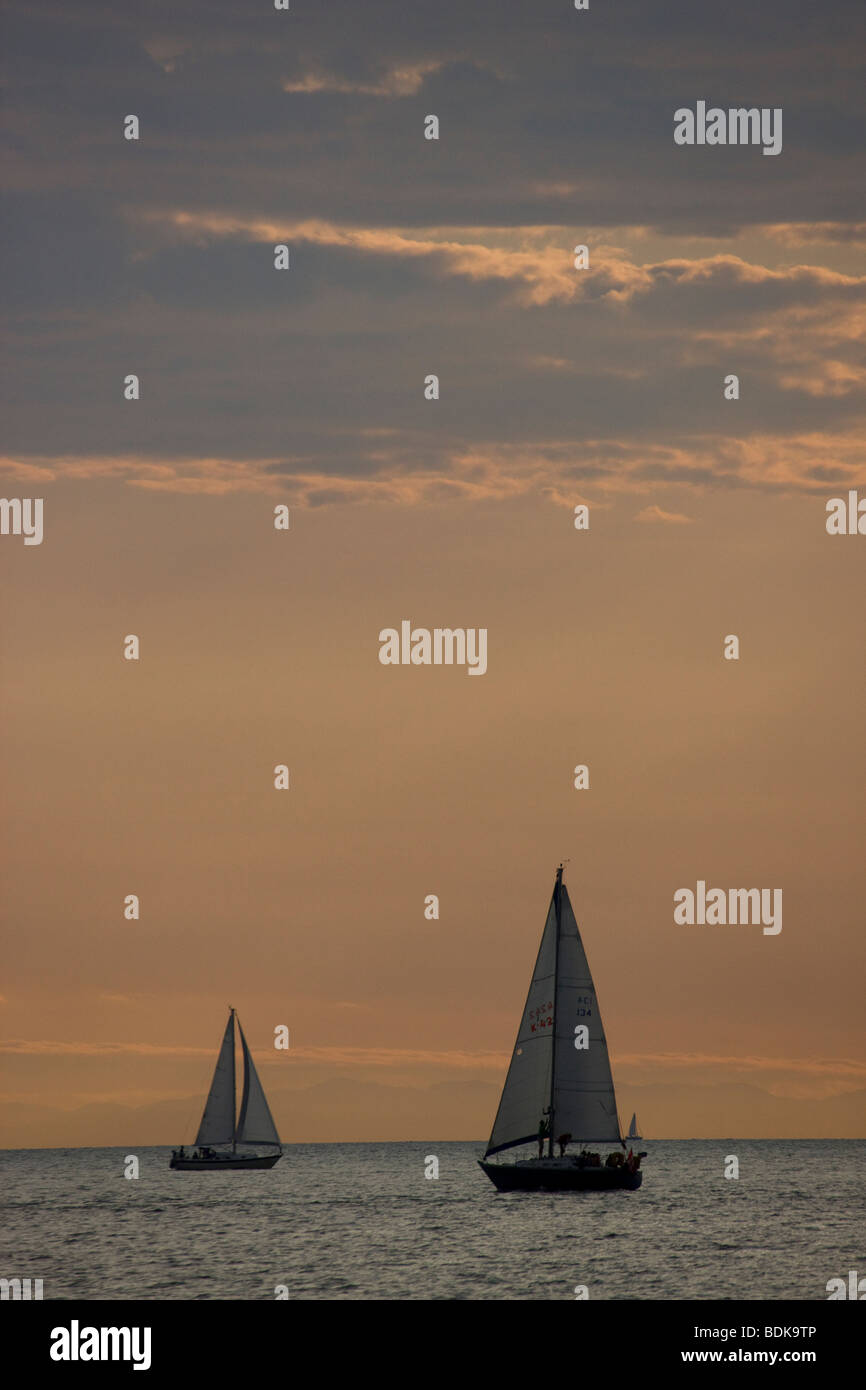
[479,1158,642,1192]
[170,1153,281,1171]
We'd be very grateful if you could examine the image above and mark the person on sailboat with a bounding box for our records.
[557,1132,572,1157]
[537,1117,549,1158]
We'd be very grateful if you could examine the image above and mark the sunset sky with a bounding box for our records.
[1,0,864,1147]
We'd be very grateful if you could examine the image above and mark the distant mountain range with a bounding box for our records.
[2,1079,864,1148]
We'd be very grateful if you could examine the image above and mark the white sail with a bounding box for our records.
[627,1113,640,1140]
[553,883,622,1145]
[485,871,623,1156]
[195,1013,236,1147]
[236,1021,281,1147]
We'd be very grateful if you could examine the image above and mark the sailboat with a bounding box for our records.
[627,1112,642,1143]
[479,865,647,1192]
[170,1008,282,1170]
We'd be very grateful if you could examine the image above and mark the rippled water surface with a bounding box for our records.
[1,1141,861,1300]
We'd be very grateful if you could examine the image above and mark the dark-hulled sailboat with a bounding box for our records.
[170,1008,282,1171]
[479,866,646,1192]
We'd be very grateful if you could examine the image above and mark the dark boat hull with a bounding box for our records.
[170,1153,281,1171]
[479,1158,642,1192]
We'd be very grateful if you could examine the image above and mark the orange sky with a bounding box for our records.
[2,486,864,1144]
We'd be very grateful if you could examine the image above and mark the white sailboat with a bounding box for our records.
[170,1008,282,1170]
[627,1112,642,1143]
[479,865,646,1192]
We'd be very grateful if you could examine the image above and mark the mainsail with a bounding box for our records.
[484,868,623,1157]
[237,1021,281,1146]
[195,1012,236,1147]
[627,1113,640,1140]
[194,1009,281,1151]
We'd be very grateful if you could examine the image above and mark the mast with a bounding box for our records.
[230,1006,237,1154]
[548,864,563,1157]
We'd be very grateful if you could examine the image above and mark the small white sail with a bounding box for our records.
[195,1013,236,1147]
[485,870,623,1156]
[627,1113,640,1140]
[236,1022,281,1147]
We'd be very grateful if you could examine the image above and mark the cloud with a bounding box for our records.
[282,60,449,98]
[5,1039,863,1096]
[137,210,586,305]
[634,505,694,524]
[0,1039,215,1058]
[758,222,866,249]
[617,1052,866,1101]
[3,427,862,505]
[777,360,866,399]
[0,1037,509,1070]
[619,1052,866,1079]
[4,8,864,508]
[133,211,866,323]
[5,0,865,231]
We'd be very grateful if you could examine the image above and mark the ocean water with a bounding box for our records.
[1,1141,862,1301]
